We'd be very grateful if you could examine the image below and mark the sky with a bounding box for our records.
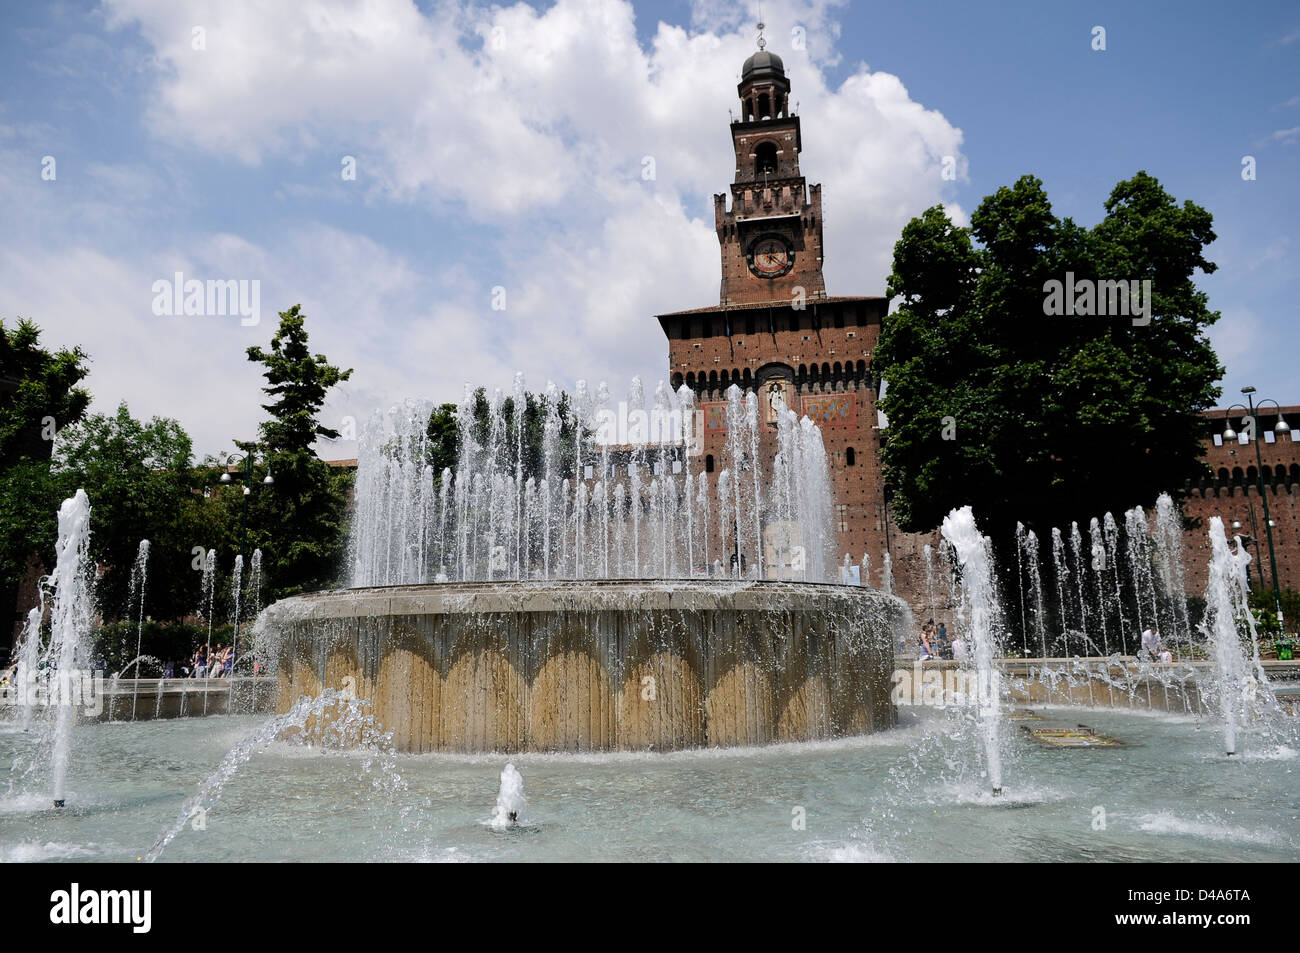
[0,0,1296,460]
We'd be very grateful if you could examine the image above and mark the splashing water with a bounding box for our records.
[145,689,404,861]
[489,763,526,829]
[48,491,94,808]
[128,540,150,715]
[14,605,43,733]
[941,506,1004,796]
[348,378,835,585]
[199,549,216,650]
[1203,517,1269,757]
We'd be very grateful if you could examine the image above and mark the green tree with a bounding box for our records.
[241,305,353,597]
[426,388,579,482]
[875,173,1223,635]
[0,319,91,641]
[426,403,459,477]
[53,403,200,622]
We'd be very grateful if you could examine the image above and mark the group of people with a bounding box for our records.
[919,619,967,661]
[183,644,233,679]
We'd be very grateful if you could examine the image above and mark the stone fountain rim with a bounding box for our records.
[264,577,903,621]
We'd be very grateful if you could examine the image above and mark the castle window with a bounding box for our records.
[837,504,848,533]
[755,142,777,177]
[758,94,771,120]
[845,447,856,467]
[706,454,715,474]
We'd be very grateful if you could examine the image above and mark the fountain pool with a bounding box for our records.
[1,705,1295,862]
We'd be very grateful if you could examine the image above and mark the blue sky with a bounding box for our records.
[0,0,1296,457]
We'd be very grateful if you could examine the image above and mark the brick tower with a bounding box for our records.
[715,38,826,307]
[658,30,890,579]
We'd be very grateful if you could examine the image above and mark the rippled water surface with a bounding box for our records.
[2,707,1296,862]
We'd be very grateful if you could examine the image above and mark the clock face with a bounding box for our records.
[748,235,792,278]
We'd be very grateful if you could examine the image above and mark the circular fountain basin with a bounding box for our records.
[262,579,903,753]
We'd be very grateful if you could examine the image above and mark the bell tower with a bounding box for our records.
[715,24,826,306]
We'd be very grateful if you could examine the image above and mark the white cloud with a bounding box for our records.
[9,0,967,456]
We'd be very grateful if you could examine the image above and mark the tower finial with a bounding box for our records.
[757,13,766,51]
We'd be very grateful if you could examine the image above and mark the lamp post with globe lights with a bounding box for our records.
[1222,389,1291,627]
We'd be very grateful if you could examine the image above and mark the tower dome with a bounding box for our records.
[742,49,785,81]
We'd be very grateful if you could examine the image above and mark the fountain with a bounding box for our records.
[128,540,150,717]
[1202,516,1280,757]
[2,478,1297,863]
[489,763,525,828]
[14,604,43,733]
[48,490,95,808]
[941,506,1004,797]
[262,378,904,752]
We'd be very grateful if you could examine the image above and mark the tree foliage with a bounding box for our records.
[240,305,353,598]
[53,403,201,622]
[0,319,91,633]
[875,172,1223,540]
[428,387,580,482]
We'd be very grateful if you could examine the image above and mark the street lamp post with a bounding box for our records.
[219,452,274,668]
[1222,389,1291,628]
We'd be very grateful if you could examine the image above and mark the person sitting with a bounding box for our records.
[1140,627,1161,662]
[919,623,938,660]
[934,622,952,660]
